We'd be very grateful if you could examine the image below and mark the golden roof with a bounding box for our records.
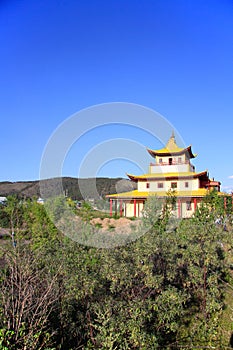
[127,171,208,182]
[106,189,228,199]
[147,133,197,158]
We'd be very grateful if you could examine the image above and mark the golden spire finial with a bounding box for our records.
[166,131,177,151]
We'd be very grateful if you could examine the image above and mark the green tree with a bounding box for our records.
[17,198,61,253]
[3,196,23,231]
[0,193,231,349]
[0,246,60,350]
[174,203,230,347]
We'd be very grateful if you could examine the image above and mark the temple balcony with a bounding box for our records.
[149,161,195,174]
[150,160,192,166]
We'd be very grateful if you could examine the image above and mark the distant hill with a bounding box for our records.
[0,177,136,200]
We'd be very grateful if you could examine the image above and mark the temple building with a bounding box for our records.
[106,133,227,218]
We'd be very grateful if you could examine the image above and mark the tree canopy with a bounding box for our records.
[0,194,232,349]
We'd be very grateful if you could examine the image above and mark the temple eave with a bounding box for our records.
[127,171,209,182]
[106,189,229,200]
[147,145,196,158]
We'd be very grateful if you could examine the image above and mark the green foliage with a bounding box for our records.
[142,194,164,230]
[0,246,60,350]
[0,194,232,349]
[3,196,24,233]
[77,201,93,221]
[174,203,230,346]
[0,204,9,228]
[142,193,178,235]
[0,328,14,349]
[203,188,232,217]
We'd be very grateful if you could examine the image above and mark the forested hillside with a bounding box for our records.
[0,193,232,349]
[0,177,135,200]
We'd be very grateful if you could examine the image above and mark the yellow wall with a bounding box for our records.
[125,201,144,217]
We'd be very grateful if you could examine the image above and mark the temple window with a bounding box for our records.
[186,201,192,210]
[159,158,163,164]
[146,183,150,189]
[185,182,189,188]
[178,157,182,164]
[158,182,163,188]
[171,182,177,189]
[169,158,173,165]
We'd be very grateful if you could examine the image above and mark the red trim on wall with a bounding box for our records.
[115,200,117,216]
[178,199,181,218]
[110,199,112,217]
[120,200,123,217]
[194,198,197,210]
[134,199,136,217]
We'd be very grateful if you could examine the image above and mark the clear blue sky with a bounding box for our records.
[0,0,233,192]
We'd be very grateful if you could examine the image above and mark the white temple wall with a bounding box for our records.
[138,178,199,192]
[178,178,199,190]
[149,163,195,174]
[155,154,186,164]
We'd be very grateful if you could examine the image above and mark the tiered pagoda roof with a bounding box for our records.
[147,133,197,158]
[106,132,225,201]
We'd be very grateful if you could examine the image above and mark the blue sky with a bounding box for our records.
[0,0,233,192]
